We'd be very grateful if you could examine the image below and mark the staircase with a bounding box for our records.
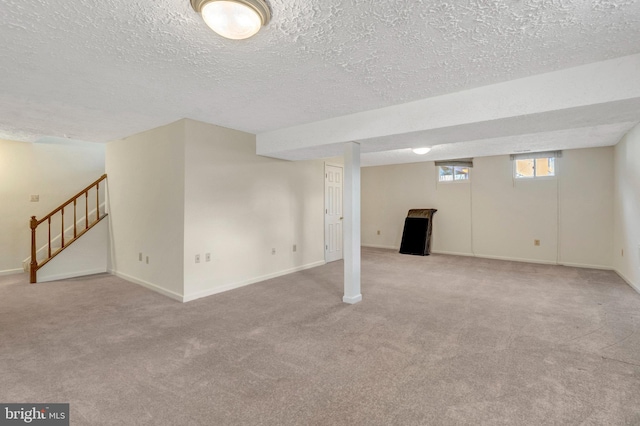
[28,174,108,283]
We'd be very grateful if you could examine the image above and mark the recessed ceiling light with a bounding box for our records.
[191,0,271,40]
[412,147,431,155]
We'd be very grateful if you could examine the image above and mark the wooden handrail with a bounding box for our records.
[34,174,107,226]
[29,174,108,283]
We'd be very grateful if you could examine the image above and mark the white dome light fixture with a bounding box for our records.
[412,147,431,155]
[191,0,271,40]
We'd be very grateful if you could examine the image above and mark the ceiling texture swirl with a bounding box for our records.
[1,0,640,164]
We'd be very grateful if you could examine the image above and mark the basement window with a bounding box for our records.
[511,151,561,179]
[436,159,473,183]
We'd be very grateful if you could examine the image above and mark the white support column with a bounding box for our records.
[343,142,362,304]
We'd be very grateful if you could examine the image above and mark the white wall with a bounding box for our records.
[361,162,436,249]
[106,121,186,300]
[183,119,325,301]
[0,138,105,275]
[472,155,559,263]
[362,147,614,268]
[106,119,326,303]
[613,124,640,291]
[559,147,613,268]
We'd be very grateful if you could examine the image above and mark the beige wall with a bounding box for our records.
[472,155,559,263]
[183,119,325,301]
[106,119,326,302]
[613,124,640,291]
[106,121,186,300]
[559,147,613,268]
[362,147,614,268]
[0,139,105,274]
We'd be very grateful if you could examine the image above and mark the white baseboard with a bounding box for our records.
[0,268,24,276]
[615,269,640,294]
[38,268,107,283]
[182,260,326,303]
[369,248,615,272]
[362,244,398,250]
[431,250,614,270]
[110,270,184,302]
[559,261,613,271]
[373,247,561,266]
[431,250,475,257]
[476,254,559,265]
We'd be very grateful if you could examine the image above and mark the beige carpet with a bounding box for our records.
[1,248,640,425]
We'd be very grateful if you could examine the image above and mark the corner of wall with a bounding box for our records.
[182,120,325,300]
[106,121,186,300]
[612,123,640,294]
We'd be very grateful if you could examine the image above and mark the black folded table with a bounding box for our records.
[399,209,437,256]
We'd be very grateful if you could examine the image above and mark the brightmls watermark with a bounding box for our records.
[0,404,68,425]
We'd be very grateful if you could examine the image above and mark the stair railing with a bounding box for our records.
[29,174,108,283]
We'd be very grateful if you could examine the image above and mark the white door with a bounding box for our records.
[325,164,343,262]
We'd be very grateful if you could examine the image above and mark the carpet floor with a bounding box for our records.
[1,248,640,425]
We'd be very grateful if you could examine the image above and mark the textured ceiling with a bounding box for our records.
[1,0,640,162]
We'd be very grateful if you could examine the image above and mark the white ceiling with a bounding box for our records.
[1,0,640,166]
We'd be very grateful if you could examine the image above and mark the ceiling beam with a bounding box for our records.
[256,54,640,161]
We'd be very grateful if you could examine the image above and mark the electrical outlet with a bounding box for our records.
[622,249,624,257]
[146,256,149,264]
[139,252,142,261]
[534,239,540,246]
[293,244,297,252]
[30,195,39,202]
[272,248,276,255]
[205,253,211,262]
[195,254,200,263]
[377,230,381,235]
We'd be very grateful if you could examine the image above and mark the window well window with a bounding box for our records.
[436,159,473,183]
[511,151,561,179]
[439,166,469,182]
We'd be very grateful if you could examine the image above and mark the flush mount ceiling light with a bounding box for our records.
[412,147,431,155]
[191,0,271,40]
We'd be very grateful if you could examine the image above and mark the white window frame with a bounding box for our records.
[435,159,473,184]
[511,151,561,180]
[437,165,470,183]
